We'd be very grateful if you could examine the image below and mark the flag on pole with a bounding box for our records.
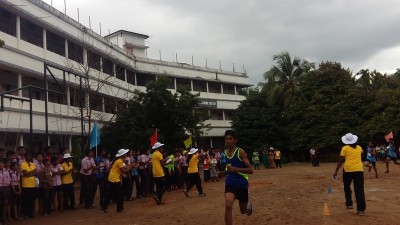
[385,131,393,142]
[89,122,100,149]
[150,129,158,146]
[183,136,192,149]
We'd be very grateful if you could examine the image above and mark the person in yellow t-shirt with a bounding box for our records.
[151,142,168,205]
[20,152,37,218]
[61,153,76,210]
[274,149,282,168]
[183,148,206,197]
[101,149,132,213]
[333,133,366,216]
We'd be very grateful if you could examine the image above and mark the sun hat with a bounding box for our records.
[183,150,188,155]
[269,147,274,150]
[341,133,358,145]
[63,153,73,159]
[116,149,129,157]
[152,142,164,150]
[188,148,199,155]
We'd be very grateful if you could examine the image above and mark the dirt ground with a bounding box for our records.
[13,162,400,225]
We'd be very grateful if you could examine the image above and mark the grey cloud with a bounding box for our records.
[44,0,400,84]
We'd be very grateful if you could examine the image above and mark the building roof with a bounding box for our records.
[104,29,149,39]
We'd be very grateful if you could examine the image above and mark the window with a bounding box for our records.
[193,80,207,92]
[166,76,175,90]
[224,110,234,120]
[223,84,235,95]
[126,70,135,85]
[0,8,16,36]
[136,73,155,86]
[20,18,43,47]
[89,93,103,112]
[68,41,83,64]
[104,97,116,114]
[210,109,223,120]
[208,82,221,94]
[102,58,113,75]
[47,31,65,56]
[87,51,101,71]
[176,78,191,90]
[69,88,85,107]
[115,65,125,81]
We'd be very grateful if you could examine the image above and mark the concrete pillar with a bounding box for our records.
[190,80,193,91]
[43,29,47,50]
[47,135,51,147]
[174,78,177,90]
[68,135,72,152]
[16,16,20,39]
[17,73,22,97]
[206,82,209,93]
[234,85,237,95]
[222,110,226,121]
[221,83,224,94]
[83,49,88,67]
[210,138,213,148]
[65,39,69,58]
[134,73,137,86]
[19,134,24,146]
[66,84,70,106]
[124,69,127,82]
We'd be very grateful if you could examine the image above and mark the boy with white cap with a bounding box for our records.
[151,142,168,205]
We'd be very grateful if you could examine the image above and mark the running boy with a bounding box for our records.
[364,141,378,178]
[223,130,253,225]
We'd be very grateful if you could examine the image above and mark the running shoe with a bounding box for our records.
[153,194,160,205]
[246,202,253,216]
[199,193,206,197]
[184,189,189,197]
[346,205,353,209]
[357,211,364,216]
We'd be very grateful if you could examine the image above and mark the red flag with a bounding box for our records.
[150,129,158,146]
[385,131,393,142]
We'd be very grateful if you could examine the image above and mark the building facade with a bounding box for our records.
[0,0,250,152]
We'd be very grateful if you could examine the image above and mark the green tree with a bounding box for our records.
[263,51,315,108]
[101,76,208,152]
[0,39,4,47]
[231,88,284,153]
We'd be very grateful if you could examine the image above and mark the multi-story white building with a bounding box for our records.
[0,0,250,152]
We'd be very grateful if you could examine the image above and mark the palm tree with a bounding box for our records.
[263,51,315,108]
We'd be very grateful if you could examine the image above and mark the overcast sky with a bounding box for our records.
[43,0,400,85]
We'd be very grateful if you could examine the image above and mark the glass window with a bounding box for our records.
[208,82,221,94]
[224,110,234,120]
[89,93,103,112]
[136,73,155,86]
[87,51,101,71]
[0,8,16,36]
[102,58,113,75]
[47,31,65,56]
[176,78,191,90]
[210,109,223,120]
[193,80,207,92]
[223,84,235,95]
[126,70,135,85]
[20,17,43,47]
[68,41,83,64]
[115,65,125,81]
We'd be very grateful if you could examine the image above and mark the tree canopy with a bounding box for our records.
[233,53,400,160]
[101,76,208,152]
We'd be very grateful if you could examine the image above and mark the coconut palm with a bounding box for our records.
[263,51,315,108]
